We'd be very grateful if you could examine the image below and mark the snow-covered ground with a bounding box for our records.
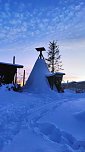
[0,86,85,152]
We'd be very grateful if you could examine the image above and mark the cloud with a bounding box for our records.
[0,0,84,48]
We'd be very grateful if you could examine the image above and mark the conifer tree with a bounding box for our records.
[46,40,62,73]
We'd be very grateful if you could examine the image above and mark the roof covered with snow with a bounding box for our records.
[46,72,65,77]
[0,62,23,68]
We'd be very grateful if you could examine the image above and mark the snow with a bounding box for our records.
[2,129,64,152]
[74,110,85,121]
[23,58,56,93]
[0,85,85,152]
[0,62,23,68]
[38,98,85,140]
[46,71,65,77]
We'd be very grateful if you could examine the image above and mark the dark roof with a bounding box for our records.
[54,72,65,75]
[0,62,23,68]
[35,47,46,51]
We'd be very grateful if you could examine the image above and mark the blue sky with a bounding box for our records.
[0,0,85,82]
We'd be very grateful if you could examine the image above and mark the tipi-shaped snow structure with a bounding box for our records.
[23,47,65,93]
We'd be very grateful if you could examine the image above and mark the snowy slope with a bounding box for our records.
[39,97,85,140]
[0,86,85,152]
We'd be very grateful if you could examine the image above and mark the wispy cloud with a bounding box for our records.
[0,0,85,48]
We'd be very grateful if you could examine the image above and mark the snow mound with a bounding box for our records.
[74,110,85,121]
[23,58,54,93]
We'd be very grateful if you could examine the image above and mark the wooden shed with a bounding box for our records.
[0,62,23,84]
[47,72,65,92]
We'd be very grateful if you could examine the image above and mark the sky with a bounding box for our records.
[0,0,85,82]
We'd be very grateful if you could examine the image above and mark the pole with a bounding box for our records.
[15,69,17,84]
[23,70,25,86]
[13,56,15,64]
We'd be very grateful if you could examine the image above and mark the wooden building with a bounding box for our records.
[0,62,23,84]
[47,72,65,92]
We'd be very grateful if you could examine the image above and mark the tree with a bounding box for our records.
[46,40,63,73]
